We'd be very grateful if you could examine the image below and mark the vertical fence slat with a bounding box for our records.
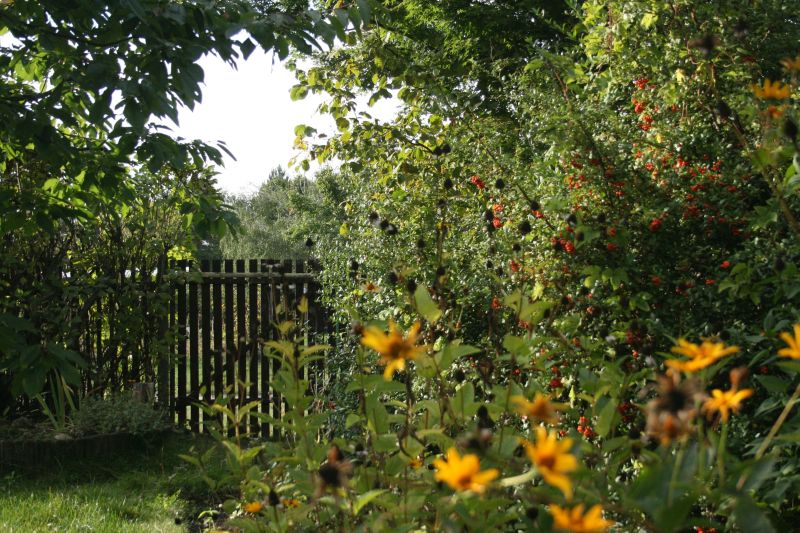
[270,260,281,439]
[260,260,271,438]
[188,263,200,432]
[295,260,308,395]
[248,259,260,436]
[305,261,320,400]
[235,259,247,433]
[224,259,235,436]
[167,260,176,420]
[201,260,212,432]
[212,260,223,427]
[176,259,187,427]
[96,311,103,395]
[131,270,141,384]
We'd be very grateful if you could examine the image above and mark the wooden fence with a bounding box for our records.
[165,259,327,437]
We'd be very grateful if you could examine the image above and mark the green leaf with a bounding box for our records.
[336,117,350,131]
[414,285,442,323]
[435,343,480,369]
[776,360,800,374]
[755,375,790,394]
[640,12,658,29]
[239,37,256,60]
[452,382,475,418]
[290,84,308,101]
[353,489,388,515]
[596,397,618,438]
[345,413,362,429]
[365,393,389,434]
[733,495,776,533]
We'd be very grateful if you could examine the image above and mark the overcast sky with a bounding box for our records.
[166,49,331,195]
[167,48,399,195]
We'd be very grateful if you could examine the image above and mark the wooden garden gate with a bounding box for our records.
[165,259,326,437]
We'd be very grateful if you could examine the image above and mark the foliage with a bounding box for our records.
[0,0,372,406]
[216,167,322,260]
[191,0,800,530]
[70,392,170,437]
[0,164,232,418]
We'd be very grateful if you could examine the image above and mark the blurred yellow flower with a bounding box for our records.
[766,105,785,119]
[778,324,800,359]
[781,56,800,72]
[362,281,380,293]
[550,504,614,532]
[433,447,499,493]
[521,426,578,499]
[666,339,738,372]
[704,386,753,422]
[281,498,301,508]
[512,393,561,424]
[408,456,424,469]
[243,501,263,514]
[752,79,791,100]
[361,320,425,380]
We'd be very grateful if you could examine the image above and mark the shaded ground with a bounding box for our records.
[0,431,221,532]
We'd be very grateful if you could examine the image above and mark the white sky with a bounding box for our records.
[166,49,331,195]
[167,49,399,195]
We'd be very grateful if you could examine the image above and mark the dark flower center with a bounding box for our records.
[664,389,689,413]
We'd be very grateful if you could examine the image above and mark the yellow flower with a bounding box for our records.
[362,281,380,293]
[704,387,753,422]
[281,498,301,508]
[781,56,800,72]
[550,504,615,533]
[408,456,424,469]
[752,79,792,100]
[766,105,785,119]
[512,393,561,424]
[778,324,800,359]
[243,501,263,514]
[361,320,425,380]
[521,426,578,499]
[666,339,739,372]
[433,447,499,493]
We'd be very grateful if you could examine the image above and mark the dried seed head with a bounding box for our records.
[784,118,798,142]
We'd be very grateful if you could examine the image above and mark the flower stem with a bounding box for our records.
[272,506,284,533]
[737,381,800,490]
[717,421,728,487]
[668,444,686,507]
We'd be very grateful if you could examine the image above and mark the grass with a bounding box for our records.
[0,431,222,533]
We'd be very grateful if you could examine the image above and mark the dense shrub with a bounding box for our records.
[70,393,171,437]
[180,1,800,531]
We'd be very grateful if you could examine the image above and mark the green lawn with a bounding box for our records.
[0,432,218,533]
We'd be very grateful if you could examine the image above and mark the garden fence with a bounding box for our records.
[165,259,328,438]
[72,258,327,437]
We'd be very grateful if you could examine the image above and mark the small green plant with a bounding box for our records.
[70,392,170,437]
[34,371,77,434]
